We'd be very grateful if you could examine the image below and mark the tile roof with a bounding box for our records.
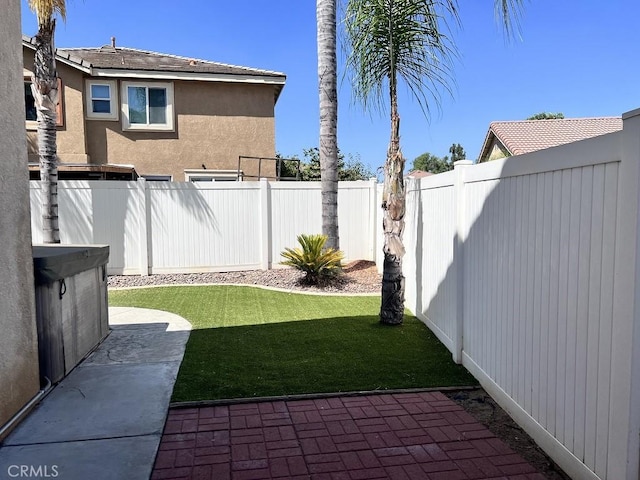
[57,45,286,79]
[406,170,435,178]
[479,116,623,161]
[22,35,286,97]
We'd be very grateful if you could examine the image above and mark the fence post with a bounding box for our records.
[259,178,271,270]
[369,177,378,262]
[452,160,472,363]
[404,177,420,318]
[137,178,149,276]
[608,108,640,480]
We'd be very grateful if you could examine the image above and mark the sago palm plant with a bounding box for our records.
[281,234,344,285]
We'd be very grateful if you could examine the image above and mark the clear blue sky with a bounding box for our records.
[21,0,639,172]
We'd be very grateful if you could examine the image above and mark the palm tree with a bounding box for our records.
[344,0,523,325]
[317,0,340,250]
[28,0,66,244]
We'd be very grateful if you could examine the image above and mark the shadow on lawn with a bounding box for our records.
[172,314,478,403]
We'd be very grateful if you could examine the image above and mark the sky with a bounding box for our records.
[20,0,640,173]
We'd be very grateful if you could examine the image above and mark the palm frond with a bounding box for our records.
[28,0,66,23]
[343,0,458,118]
[495,0,526,39]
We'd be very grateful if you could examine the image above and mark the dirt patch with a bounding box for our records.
[109,260,382,294]
[445,388,571,479]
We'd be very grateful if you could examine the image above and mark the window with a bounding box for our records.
[184,170,243,182]
[25,83,37,121]
[121,81,174,131]
[141,174,172,182]
[25,78,63,129]
[85,80,118,120]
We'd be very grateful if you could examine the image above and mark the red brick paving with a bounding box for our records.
[152,392,546,480]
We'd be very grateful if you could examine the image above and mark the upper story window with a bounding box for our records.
[25,77,63,129]
[121,81,174,131]
[85,79,118,120]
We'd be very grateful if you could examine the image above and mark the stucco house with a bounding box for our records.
[477,116,623,163]
[22,36,286,181]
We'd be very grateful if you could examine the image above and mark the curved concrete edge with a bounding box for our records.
[109,306,192,331]
[109,282,380,297]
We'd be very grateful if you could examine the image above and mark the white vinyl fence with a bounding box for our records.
[403,108,640,480]
[30,179,379,275]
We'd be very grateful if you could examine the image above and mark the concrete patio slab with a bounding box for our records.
[83,328,190,365]
[0,307,191,480]
[109,307,192,331]
[0,435,159,480]
[4,362,178,445]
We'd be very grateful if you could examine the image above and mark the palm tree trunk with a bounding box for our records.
[380,71,405,325]
[33,18,60,243]
[317,0,339,250]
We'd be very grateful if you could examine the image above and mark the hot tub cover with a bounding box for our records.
[32,244,110,284]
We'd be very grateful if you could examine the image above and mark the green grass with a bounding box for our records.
[109,286,477,402]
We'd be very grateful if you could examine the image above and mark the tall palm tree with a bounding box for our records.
[317,0,340,250]
[28,0,65,244]
[344,0,523,325]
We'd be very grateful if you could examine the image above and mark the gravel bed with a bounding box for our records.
[108,260,381,294]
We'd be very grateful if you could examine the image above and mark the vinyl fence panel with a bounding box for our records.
[30,181,142,273]
[30,179,378,275]
[147,182,263,273]
[402,115,638,480]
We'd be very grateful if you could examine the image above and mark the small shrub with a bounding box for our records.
[281,234,344,285]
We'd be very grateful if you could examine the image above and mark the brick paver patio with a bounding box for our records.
[152,391,546,480]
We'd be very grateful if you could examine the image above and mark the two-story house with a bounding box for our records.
[23,35,286,181]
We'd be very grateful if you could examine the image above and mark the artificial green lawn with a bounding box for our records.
[109,285,477,402]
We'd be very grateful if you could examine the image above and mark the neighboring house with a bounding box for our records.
[406,170,434,179]
[477,116,623,163]
[22,36,286,181]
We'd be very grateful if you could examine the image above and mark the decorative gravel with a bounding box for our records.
[108,260,381,294]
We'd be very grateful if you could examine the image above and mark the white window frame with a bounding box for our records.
[140,174,172,182]
[121,81,174,132]
[85,79,118,120]
[184,169,243,182]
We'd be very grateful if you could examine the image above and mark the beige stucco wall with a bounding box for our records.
[485,139,511,162]
[85,80,277,180]
[0,1,40,436]
[489,139,509,160]
[24,47,89,164]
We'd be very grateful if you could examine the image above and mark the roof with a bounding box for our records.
[406,170,435,178]
[22,35,286,101]
[478,116,623,162]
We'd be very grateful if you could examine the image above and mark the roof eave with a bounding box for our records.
[22,35,93,74]
[274,82,285,104]
[479,124,516,162]
[91,67,286,85]
[478,128,496,163]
